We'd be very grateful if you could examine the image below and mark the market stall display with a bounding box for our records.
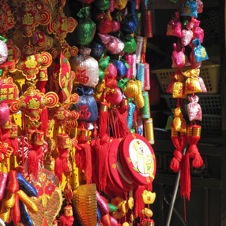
[0,0,156,225]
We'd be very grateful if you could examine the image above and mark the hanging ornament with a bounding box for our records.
[73,7,96,46]
[70,47,99,88]
[120,0,138,34]
[14,1,51,37]
[10,85,59,122]
[97,10,113,34]
[71,87,98,123]
[187,95,202,121]
[0,2,15,34]
[94,0,111,11]
[90,41,104,59]
[0,37,8,65]
[98,33,124,55]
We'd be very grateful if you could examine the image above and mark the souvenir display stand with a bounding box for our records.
[0,0,157,225]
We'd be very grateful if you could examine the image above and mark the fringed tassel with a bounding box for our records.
[92,134,111,191]
[110,107,130,138]
[75,142,92,184]
[27,150,39,179]
[55,148,70,182]
[134,185,146,220]
[180,125,203,200]
[98,102,109,137]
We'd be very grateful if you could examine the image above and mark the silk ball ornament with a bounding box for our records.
[94,0,111,11]
[112,59,128,77]
[74,7,96,46]
[90,41,104,59]
[70,48,99,88]
[98,33,124,55]
[0,37,8,65]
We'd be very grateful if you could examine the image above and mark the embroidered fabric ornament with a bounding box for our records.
[97,10,113,34]
[0,102,10,126]
[172,81,185,98]
[49,53,75,102]
[0,2,15,34]
[98,33,125,55]
[73,7,96,46]
[186,17,200,30]
[99,55,111,71]
[196,0,204,13]
[189,50,202,69]
[198,76,207,92]
[112,59,128,77]
[16,51,52,81]
[94,0,111,10]
[166,12,182,38]
[187,95,202,121]
[181,29,193,46]
[32,30,54,52]
[112,20,120,33]
[193,27,204,43]
[105,87,123,106]
[114,0,128,9]
[181,0,198,18]
[184,69,203,94]
[123,35,137,53]
[0,37,8,65]
[47,7,77,42]
[14,1,51,37]
[90,41,104,59]
[3,39,21,71]
[71,87,98,122]
[10,86,59,122]
[104,63,118,88]
[120,0,138,34]
[70,48,99,88]
[172,107,187,133]
[171,43,189,68]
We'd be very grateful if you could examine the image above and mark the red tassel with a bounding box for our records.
[110,107,130,138]
[75,142,92,184]
[27,150,39,179]
[92,134,111,191]
[55,157,63,182]
[134,185,146,219]
[98,102,109,137]
[40,108,49,135]
[55,148,69,182]
[180,125,203,200]
[170,129,186,173]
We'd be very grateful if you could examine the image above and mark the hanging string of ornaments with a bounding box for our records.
[0,0,157,225]
[166,0,207,219]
